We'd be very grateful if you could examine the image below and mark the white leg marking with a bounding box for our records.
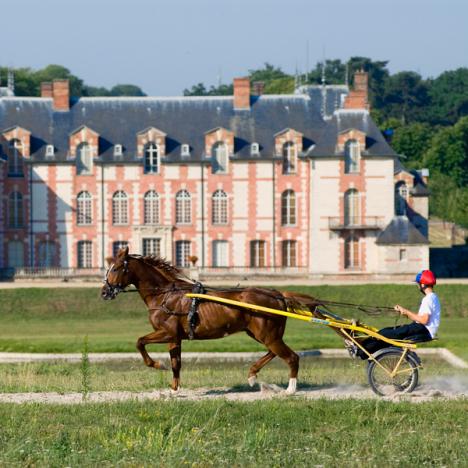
[285,378,297,395]
[248,375,257,387]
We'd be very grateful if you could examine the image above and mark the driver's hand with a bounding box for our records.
[394,305,405,315]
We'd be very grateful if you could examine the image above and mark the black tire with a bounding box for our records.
[367,347,419,396]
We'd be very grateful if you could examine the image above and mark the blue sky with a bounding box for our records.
[1,0,466,96]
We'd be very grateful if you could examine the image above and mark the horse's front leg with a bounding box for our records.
[136,330,171,370]
[168,342,182,391]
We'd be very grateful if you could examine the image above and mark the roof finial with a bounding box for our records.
[345,61,349,86]
[321,60,326,86]
[7,68,14,92]
[305,40,309,83]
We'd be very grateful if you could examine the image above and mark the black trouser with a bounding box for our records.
[359,322,431,357]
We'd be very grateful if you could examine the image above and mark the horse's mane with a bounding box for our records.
[134,255,190,283]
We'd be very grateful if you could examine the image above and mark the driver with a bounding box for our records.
[356,270,441,358]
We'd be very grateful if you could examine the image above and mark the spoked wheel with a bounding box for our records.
[367,348,419,396]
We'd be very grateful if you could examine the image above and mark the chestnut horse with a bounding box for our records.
[101,247,320,393]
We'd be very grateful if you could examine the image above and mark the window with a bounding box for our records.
[8,192,24,228]
[144,143,159,174]
[175,190,191,224]
[344,236,360,269]
[175,240,191,267]
[395,182,408,216]
[143,238,161,257]
[181,144,190,156]
[251,143,260,156]
[114,144,123,157]
[345,140,360,174]
[212,190,228,224]
[77,191,92,225]
[38,241,57,267]
[399,248,407,262]
[112,191,128,225]
[282,240,297,267]
[212,141,228,174]
[112,241,128,258]
[143,190,160,225]
[45,145,55,158]
[8,139,23,176]
[212,240,228,267]
[77,241,93,268]
[344,189,359,226]
[250,240,266,267]
[76,143,93,175]
[282,141,297,174]
[7,241,24,268]
[281,190,296,225]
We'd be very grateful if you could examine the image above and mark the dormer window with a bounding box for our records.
[212,141,228,174]
[45,145,55,158]
[282,141,297,174]
[144,143,159,174]
[114,144,123,157]
[251,143,260,156]
[76,142,93,175]
[345,139,360,174]
[181,144,190,157]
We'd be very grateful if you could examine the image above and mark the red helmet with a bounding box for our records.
[415,270,436,286]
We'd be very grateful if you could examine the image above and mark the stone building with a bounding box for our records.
[0,72,429,277]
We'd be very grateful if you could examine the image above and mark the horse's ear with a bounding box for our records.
[117,247,129,258]
[123,246,129,258]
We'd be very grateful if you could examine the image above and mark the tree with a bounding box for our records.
[391,123,432,167]
[110,84,146,96]
[424,116,468,187]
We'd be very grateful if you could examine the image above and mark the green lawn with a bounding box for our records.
[0,285,466,356]
[0,399,467,466]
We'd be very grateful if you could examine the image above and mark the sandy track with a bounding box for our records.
[1,379,467,405]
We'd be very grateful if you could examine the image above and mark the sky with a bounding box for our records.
[1,0,467,96]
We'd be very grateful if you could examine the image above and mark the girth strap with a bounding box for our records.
[188,282,205,339]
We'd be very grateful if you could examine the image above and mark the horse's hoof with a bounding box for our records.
[285,378,297,395]
[170,387,181,395]
[248,375,257,387]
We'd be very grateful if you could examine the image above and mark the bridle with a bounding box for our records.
[103,259,129,299]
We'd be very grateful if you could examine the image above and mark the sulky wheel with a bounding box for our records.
[367,347,419,396]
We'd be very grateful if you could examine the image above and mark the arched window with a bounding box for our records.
[8,139,24,176]
[38,241,57,267]
[344,189,359,226]
[112,191,128,225]
[77,191,92,225]
[7,240,24,268]
[395,182,408,216]
[77,241,93,268]
[282,142,297,174]
[212,141,228,174]
[175,190,191,224]
[344,235,359,269]
[76,143,93,175]
[345,140,360,174]
[212,190,228,224]
[144,190,160,224]
[281,190,296,225]
[8,192,24,228]
[144,143,159,174]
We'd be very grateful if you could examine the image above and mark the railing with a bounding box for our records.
[328,216,384,230]
[0,267,106,280]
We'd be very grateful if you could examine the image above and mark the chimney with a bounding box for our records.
[41,82,53,98]
[252,81,265,96]
[52,79,70,111]
[343,70,369,110]
[233,77,250,110]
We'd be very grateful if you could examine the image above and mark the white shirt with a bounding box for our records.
[418,292,441,338]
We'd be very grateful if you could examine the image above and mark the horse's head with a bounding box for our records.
[101,247,132,300]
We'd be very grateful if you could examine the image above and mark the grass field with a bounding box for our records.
[0,399,467,466]
[0,285,467,358]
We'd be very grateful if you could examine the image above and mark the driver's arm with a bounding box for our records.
[394,305,429,325]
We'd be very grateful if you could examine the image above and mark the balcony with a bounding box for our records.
[328,216,384,231]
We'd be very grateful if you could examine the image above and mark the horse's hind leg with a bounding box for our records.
[248,351,276,387]
[168,342,182,391]
[136,330,170,370]
[265,339,299,395]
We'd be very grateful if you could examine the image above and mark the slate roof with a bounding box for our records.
[376,216,429,245]
[0,88,397,164]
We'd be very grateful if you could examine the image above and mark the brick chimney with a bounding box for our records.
[52,79,70,111]
[41,82,53,98]
[233,77,250,110]
[252,81,265,96]
[343,70,369,110]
